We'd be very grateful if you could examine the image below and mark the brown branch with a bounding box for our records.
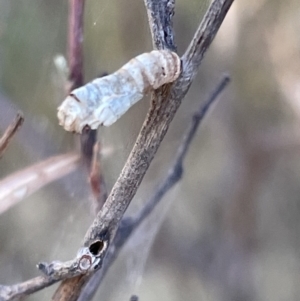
[51,275,92,301]
[68,0,85,91]
[0,153,79,215]
[0,113,24,158]
[77,74,230,301]
[89,142,108,214]
[68,0,97,171]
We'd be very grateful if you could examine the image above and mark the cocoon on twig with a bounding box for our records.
[57,50,181,133]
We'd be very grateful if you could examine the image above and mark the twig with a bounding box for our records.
[0,276,56,301]
[68,0,85,91]
[143,0,176,51]
[0,113,24,158]
[183,0,233,78]
[77,74,230,301]
[80,127,97,171]
[0,153,79,215]
[51,275,92,301]
[68,0,97,172]
[89,142,108,214]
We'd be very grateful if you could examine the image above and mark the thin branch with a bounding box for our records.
[68,0,85,91]
[80,127,97,171]
[51,275,92,301]
[89,142,108,214]
[0,93,57,157]
[77,75,230,301]
[0,153,79,215]
[0,113,24,158]
[68,0,97,172]
[143,0,176,51]
[183,0,234,79]
[0,276,56,301]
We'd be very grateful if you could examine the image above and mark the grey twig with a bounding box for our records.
[183,0,233,79]
[143,0,176,51]
[0,113,24,158]
[0,276,56,301]
[0,153,79,215]
[77,74,230,301]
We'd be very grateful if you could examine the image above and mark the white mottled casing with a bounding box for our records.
[57,50,181,133]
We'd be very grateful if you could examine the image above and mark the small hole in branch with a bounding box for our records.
[89,240,104,255]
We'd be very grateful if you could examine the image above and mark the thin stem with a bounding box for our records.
[68,0,85,90]
[0,113,24,158]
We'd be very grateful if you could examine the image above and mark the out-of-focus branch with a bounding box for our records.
[0,275,56,301]
[67,0,97,170]
[0,153,79,215]
[0,113,24,158]
[77,75,230,301]
[68,0,85,91]
[129,296,139,301]
[0,92,58,157]
[89,142,108,214]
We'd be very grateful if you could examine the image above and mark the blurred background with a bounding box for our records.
[1,0,300,300]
